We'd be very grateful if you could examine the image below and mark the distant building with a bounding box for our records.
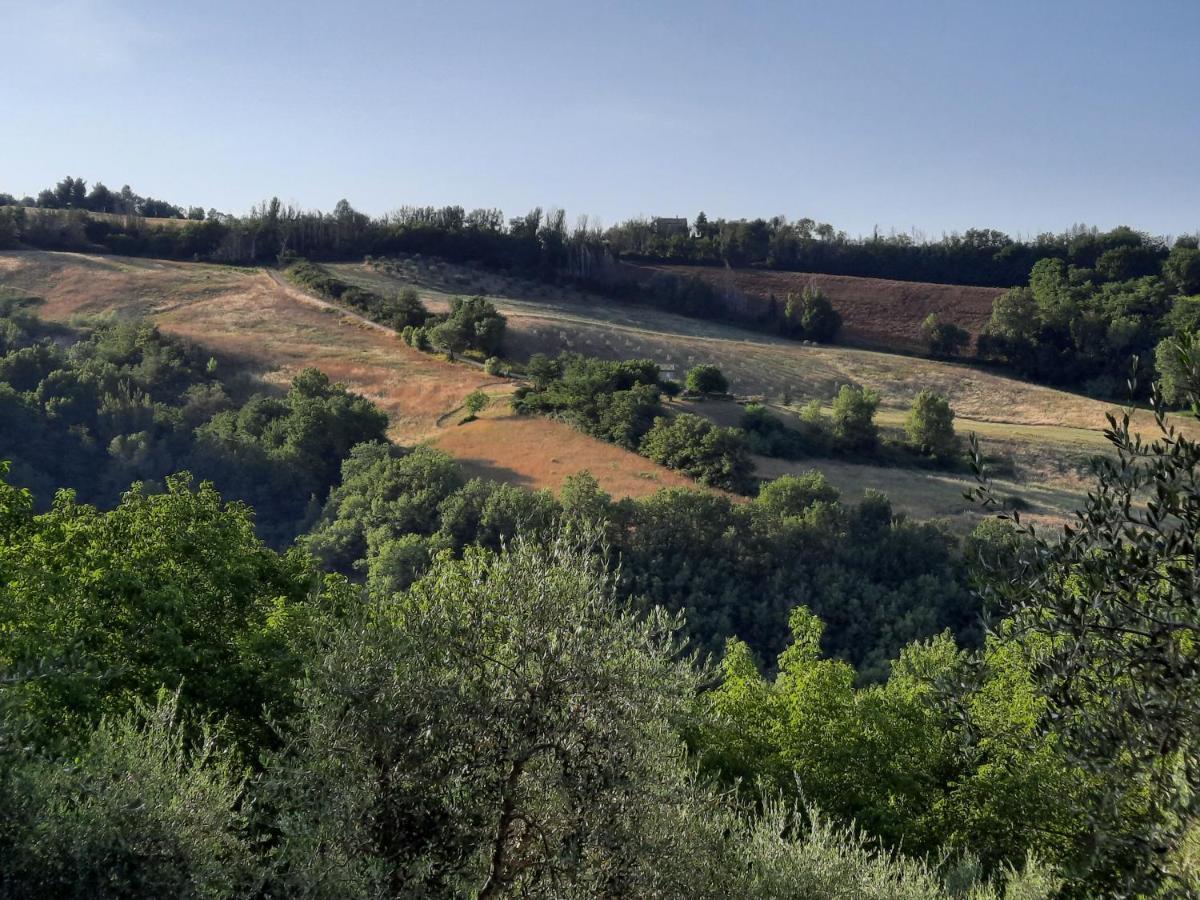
[651,216,689,238]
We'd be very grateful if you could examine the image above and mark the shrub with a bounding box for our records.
[783,285,842,343]
[0,696,258,899]
[639,413,753,491]
[462,389,490,421]
[921,313,970,357]
[904,389,959,458]
[284,259,427,331]
[513,353,662,450]
[483,356,503,376]
[1155,333,1200,408]
[686,364,729,395]
[756,471,839,516]
[741,403,810,459]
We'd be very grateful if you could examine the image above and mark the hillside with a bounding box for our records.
[4,248,1179,531]
[328,254,1190,529]
[0,250,697,501]
[636,263,1003,354]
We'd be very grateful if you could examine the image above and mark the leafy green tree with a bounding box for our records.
[525,352,562,390]
[1163,242,1200,295]
[261,536,705,897]
[462,388,491,420]
[756,471,839,517]
[783,285,841,343]
[1154,333,1199,408]
[430,317,468,356]
[513,353,662,450]
[0,696,259,899]
[304,441,463,573]
[831,384,879,452]
[905,389,959,457]
[0,469,322,753]
[692,610,1087,882]
[968,344,1200,892]
[439,296,505,356]
[685,363,729,394]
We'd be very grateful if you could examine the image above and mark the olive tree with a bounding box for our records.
[968,345,1200,893]
[261,536,705,897]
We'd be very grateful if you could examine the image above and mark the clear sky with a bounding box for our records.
[2,0,1197,238]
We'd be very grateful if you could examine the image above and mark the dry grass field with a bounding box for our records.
[431,408,702,498]
[637,263,1003,354]
[0,251,706,500]
[7,249,1187,526]
[0,251,492,446]
[334,254,1200,528]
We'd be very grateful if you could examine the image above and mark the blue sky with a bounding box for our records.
[2,0,1197,238]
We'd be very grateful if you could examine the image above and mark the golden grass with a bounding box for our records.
[338,256,1200,526]
[430,409,703,498]
[0,251,712,500]
[8,249,1189,521]
[0,251,492,446]
[752,455,1084,534]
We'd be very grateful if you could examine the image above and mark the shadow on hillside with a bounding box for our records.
[449,456,538,489]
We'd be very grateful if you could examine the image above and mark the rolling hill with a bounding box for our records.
[3,248,1175,530]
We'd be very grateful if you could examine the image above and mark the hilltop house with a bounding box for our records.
[651,216,689,238]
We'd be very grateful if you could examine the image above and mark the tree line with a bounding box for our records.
[9,180,1200,400]
[973,239,1200,396]
[7,176,1184,288]
[0,175,207,220]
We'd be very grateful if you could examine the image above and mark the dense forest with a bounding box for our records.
[2,318,1199,894]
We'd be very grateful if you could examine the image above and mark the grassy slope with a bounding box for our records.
[331,256,1199,529]
[7,249,1185,528]
[0,250,695,501]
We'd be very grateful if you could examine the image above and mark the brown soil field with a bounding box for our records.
[637,263,1003,354]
